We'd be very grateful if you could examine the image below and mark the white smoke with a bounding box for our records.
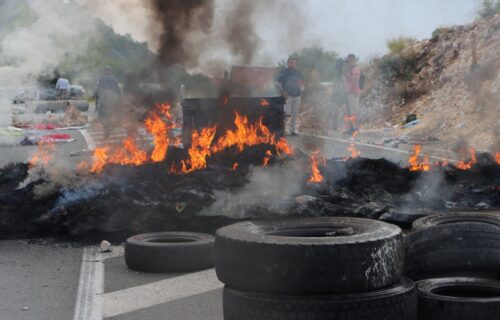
[0,0,98,86]
[202,159,306,219]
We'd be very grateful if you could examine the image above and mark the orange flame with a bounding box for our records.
[263,150,272,166]
[408,145,431,172]
[212,113,275,153]
[495,153,500,165]
[178,127,217,174]
[260,99,270,107]
[344,143,361,160]
[144,104,174,162]
[90,147,110,174]
[455,148,477,170]
[29,142,56,167]
[276,137,294,156]
[308,151,326,183]
[344,114,357,129]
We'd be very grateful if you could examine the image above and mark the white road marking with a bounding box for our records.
[301,133,454,162]
[73,247,104,320]
[102,269,223,318]
[79,129,96,151]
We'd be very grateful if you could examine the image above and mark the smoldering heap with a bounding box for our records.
[0,147,499,242]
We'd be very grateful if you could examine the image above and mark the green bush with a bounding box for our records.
[378,48,420,81]
[478,0,500,18]
[431,27,452,39]
[386,37,416,55]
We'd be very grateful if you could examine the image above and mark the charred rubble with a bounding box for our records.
[0,148,499,242]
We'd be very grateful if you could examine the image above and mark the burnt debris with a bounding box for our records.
[0,150,499,242]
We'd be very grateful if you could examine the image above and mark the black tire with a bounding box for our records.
[215,217,403,294]
[412,211,500,231]
[223,277,417,320]
[404,223,500,280]
[417,277,500,320]
[125,232,214,273]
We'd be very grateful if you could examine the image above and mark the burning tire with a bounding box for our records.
[404,223,500,280]
[412,211,500,231]
[215,217,403,294]
[417,277,500,320]
[125,232,214,273]
[223,277,417,320]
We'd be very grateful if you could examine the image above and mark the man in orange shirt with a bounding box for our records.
[343,54,361,135]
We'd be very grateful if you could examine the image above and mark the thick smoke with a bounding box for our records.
[223,1,261,64]
[0,0,98,86]
[202,159,307,219]
[149,0,215,67]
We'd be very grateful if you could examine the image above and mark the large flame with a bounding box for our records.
[308,151,326,183]
[212,113,275,153]
[89,137,148,173]
[145,103,174,162]
[29,142,55,167]
[455,147,477,170]
[408,145,431,172]
[177,127,217,174]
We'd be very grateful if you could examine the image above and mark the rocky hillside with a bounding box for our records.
[360,14,500,153]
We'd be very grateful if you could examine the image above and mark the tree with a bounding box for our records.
[278,47,341,86]
[478,0,500,18]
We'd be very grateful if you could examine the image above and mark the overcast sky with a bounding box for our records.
[258,0,480,61]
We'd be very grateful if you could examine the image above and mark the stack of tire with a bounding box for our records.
[405,211,500,320]
[215,217,418,320]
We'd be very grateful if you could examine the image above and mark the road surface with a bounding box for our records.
[1,98,455,320]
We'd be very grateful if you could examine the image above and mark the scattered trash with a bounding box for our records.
[325,227,354,236]
[70,149,93,157]
[294,195,317,205]
[100,240,111,253]
[20,133,75,145]
[175,202,187,213]
[402,119,420,129]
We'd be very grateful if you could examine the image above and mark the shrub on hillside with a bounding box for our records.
[478,0,500,18]
[386,37,416,55]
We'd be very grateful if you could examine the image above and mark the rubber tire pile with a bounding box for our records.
[215,217,417,320]
[406,211,500,320]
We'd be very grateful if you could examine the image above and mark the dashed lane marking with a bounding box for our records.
[102,269,223,318]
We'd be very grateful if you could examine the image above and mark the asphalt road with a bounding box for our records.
[0,98,454,320]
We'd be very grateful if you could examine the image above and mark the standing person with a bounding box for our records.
[343,54,362,135]
[277,58,304,136]
[55,77,70,100]
[94,67,121,138]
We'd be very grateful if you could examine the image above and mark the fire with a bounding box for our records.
[496,153,500,165]
[91,147,110,174]
[231,163,239,171]
[263,150,272,166]
[455,147,477,170]
[260,99,270,107]
[345,143,361,160]
[213,113,274,153]
[308,151,326,183]
[144,104,174,162]
[276,137,294,156]
[408,145,431,172]
[344,114,358,132]
[178,127,217,174]
[29,142,55,167]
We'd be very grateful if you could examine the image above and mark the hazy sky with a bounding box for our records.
[260,0,480,61]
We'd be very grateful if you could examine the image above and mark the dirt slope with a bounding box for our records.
[360,14,500,152]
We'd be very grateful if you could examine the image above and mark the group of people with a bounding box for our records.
[277,54,362,136]
[56,67,121,138]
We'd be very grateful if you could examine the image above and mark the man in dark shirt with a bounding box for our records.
[94,67,121,138]
[277,58,304,136]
